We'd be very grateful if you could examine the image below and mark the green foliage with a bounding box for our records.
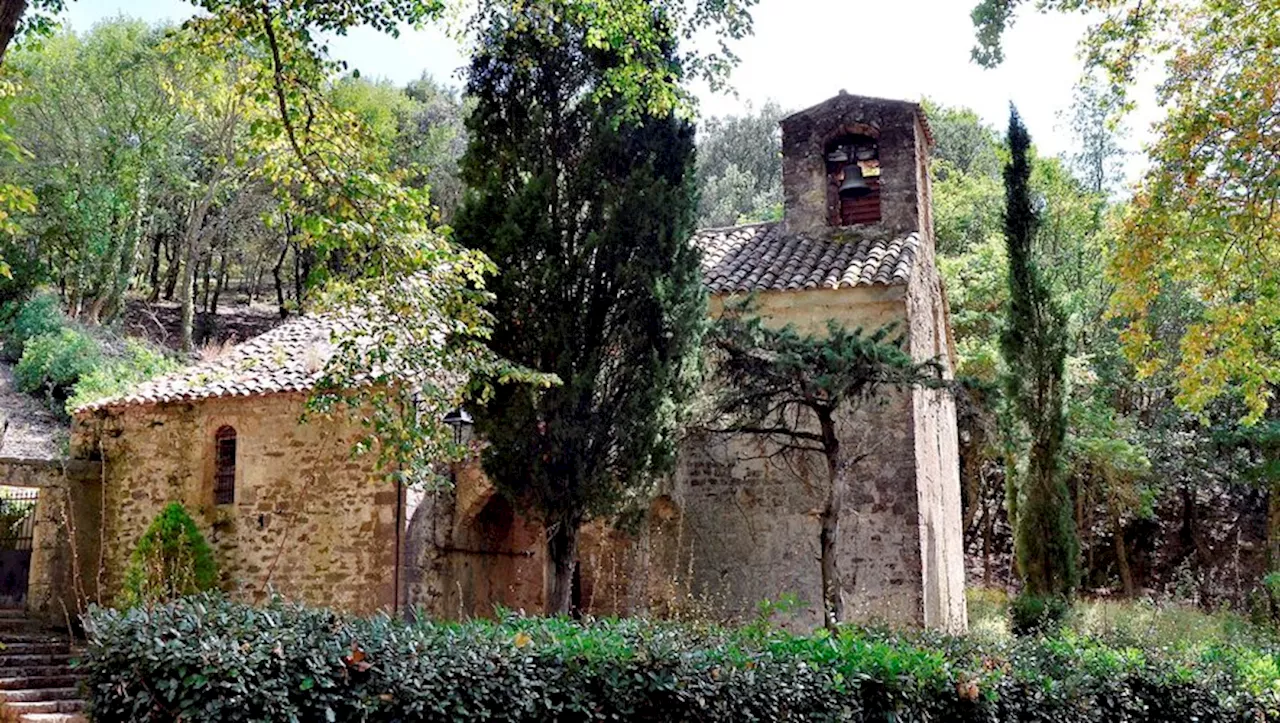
[82,594,1280,722]
[709,301,943,418]
[1010,593,1071,636]
[454,2,709,613]
[67,339,180,413]
[0,0,68,63]
[119,503,218,608]
[14,326,101,397]
[1001,107,1078,600]
[972,588,1280,652]
[0,290,62,359]
[695,101,785,228]
[6,19,182,325]
[0,238,44,308]
[973,0,1280,421]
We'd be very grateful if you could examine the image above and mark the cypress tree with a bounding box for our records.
[1001,107,1078,605]
[454,4,706,614]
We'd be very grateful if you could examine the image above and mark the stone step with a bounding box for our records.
[0,669,72,681]
[0,645,69,658]
[4,699,83,716]
[0,635,70,646]
[0,678,77,693]
[16,714,86,723]
[0,611,26,621]
[0,689,80,704]
[0,656,74,670]
[0,622,47,635]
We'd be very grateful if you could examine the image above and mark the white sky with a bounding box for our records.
[62,0,1159,178]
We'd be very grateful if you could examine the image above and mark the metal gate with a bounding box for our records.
[0,488,37,606]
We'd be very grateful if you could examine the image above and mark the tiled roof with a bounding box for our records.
[693,222,919,294]
[75,314,346,413]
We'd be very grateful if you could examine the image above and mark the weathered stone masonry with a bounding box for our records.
[74,394,399,615]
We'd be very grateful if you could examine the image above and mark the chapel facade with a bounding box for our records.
[42,92,965,632]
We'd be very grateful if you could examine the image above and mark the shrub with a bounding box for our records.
[13,327,101,397]
[81,594,1280,723]
[1,291,64,360]
[67,338,180,412]
[119,503,218,608]
[1010,592,1070,636]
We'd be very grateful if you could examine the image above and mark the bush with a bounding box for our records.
[82,594,1280,723]
[14,326,102,397]
[67,338,179,412]
[1010,592,1070,636]
[119,503,219,608]
[1,291,64,360]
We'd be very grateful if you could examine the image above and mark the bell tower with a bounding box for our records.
[779,92,933,241]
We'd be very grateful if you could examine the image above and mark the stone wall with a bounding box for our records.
[0,457,102,627]
[400,279,965,632]
[660,286,926,628]
[904,114,968,631]
[73,394,400,616]
[403,464,547,619]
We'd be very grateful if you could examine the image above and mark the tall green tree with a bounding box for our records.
[1001,107,1078,602]
[972,0,1280,423]
[454,2,708,614]
[695,101,784,228]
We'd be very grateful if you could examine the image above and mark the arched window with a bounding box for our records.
[214,426,236,505]
[825,134,881,227]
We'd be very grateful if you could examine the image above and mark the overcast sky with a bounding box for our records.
[61,0,1156,178]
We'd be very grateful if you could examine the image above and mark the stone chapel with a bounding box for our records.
[34,92,964,632]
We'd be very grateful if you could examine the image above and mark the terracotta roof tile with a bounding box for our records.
[74,314,347,413]
[692,222,919,295]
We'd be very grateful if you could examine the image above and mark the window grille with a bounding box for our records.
[214,426,236,505]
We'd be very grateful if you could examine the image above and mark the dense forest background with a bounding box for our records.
[1,14,1277,613]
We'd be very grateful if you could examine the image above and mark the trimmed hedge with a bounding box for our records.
[82,595,1280,722]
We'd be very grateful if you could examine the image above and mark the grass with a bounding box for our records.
[967,586,1279,650]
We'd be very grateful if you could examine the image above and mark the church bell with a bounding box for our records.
[838,163,871,197]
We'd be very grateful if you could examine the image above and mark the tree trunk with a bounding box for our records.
[105,176,148,323]
[1112,511,1134,597]
[179,190,217,353]
[0,0,26,68]
[162,235,181,301]
[178,229,197,354]
[199,250,213,313]
[1268,484,1280,571]
[210,249,229,314]
[817,411,843,631]
[273,236,290,318]
[982,495,994,587]
[147,232,164,302]
[545,517,580,616]
[246,249,264,304]
[295,242,312,312]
